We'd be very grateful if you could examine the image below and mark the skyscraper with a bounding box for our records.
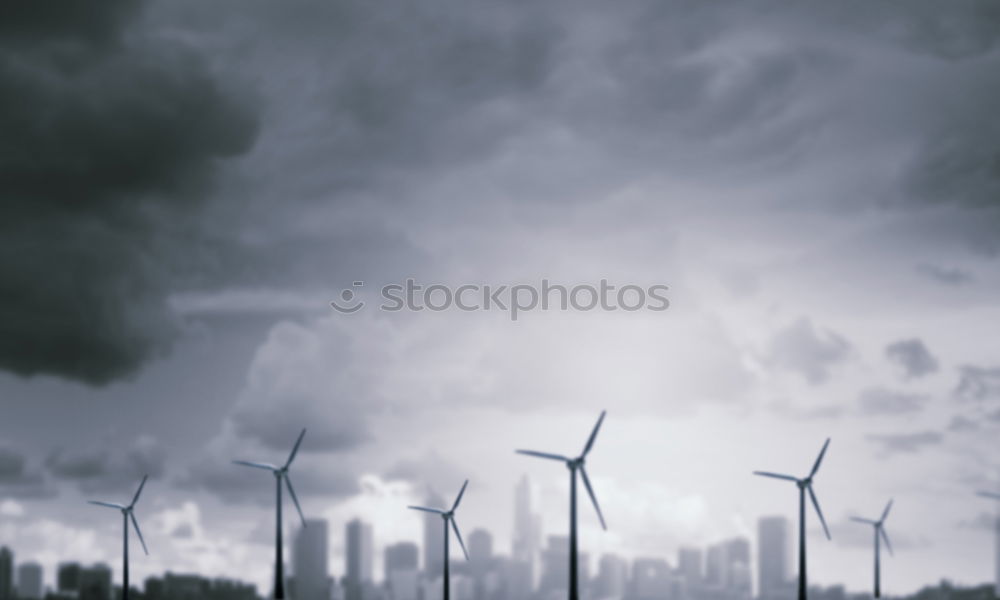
[726,538,753,598]
[539,535,588,596]
[58,563,82,594]
[294,520,330,600]
[632,558,672,600]
[511,475,540,596]
[469,529,494,572]
[758,516,790,600]
[17,563,43,600]
[678,547,703,589]
[468,530,494,600]
[79,564,111,600]
[385,543,419,600]
[0,547,12,600]
[596,554,627,598]
[345,519,373,600]
[423,490,446,577]
[706,543,727,588]
[512,476,540,563]
[385,543,419,581]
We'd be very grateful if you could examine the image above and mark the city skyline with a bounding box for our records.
[0,506,794,600]
[2,472,993,599]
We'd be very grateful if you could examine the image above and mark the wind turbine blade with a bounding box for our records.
[285,475,307,528]
[130,475,148,508]
[451,480,469,512]
[977,491,1000,501]
[879,525,893,556]
[809,438,831,478]
[580,467,607,530]
[408,506,445,514]
[516,450,569,462]
[881,499,893,522]
[753,471,798,482]
[88,501,126,510]
[232,460,278,471]
[808,484,831,540]
[850,517,877,524]
[285,428,307,469]
[582,410,607,456]
[450,516,469,560]
[130,512,149,556]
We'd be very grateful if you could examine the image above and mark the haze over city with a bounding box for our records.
[2,0,999,599]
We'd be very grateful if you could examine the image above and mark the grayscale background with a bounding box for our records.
[1,0,999,596]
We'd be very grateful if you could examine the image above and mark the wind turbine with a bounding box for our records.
[851,500,894,598]
[408,480,470,600]
[976,490,1000,596]
[233,428,308,599]
[87,475,149,600]
[516,410,608,600]
[753,438,832,600]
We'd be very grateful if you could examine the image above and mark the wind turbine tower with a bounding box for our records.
[87,475,150,600]
[753,438,832,600]
[234,428,309,599]
[516,410,609,600]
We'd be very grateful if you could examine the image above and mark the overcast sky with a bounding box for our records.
[2,0,1000,596]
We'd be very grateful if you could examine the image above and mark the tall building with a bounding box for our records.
[423,490,446,576]
[162,573,209,600]
[386,570,419,600]
[294,519,330,600]
[0,547,12,600]
[468,529,494,573]
[758,517,790,600]
[596,554,627,598]
[58,563,83,595]
[79,564,112,600]
[502,560,533,600]
[511,476,540,595]
[385,543,419,581]
[467,530,494,600]
[385,542,419,600]
[512,476,540,563]
[706,543,727,588]
[632,558,672,600]
[539,536,587,597]
[345,519,373,600]
[17,563,43,600]
[678,547,703,589]
[726,538,753,597]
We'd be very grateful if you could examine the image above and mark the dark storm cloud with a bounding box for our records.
[230,397,370,455]
[769,399,845,420]
[885,339,940,380]
[847,0,1000,61]
[0,0,258,385]
[858,387,929,416]
[384,451,469,494]
[766,318,852,384]
[916,264,976,286]
[0,445,56,499]
[948,415,979,433]
[171,522,195,539]
[954,365,1000,403]
[866,431,943,457]
[44,435,165,492]
[178,456,359,505]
